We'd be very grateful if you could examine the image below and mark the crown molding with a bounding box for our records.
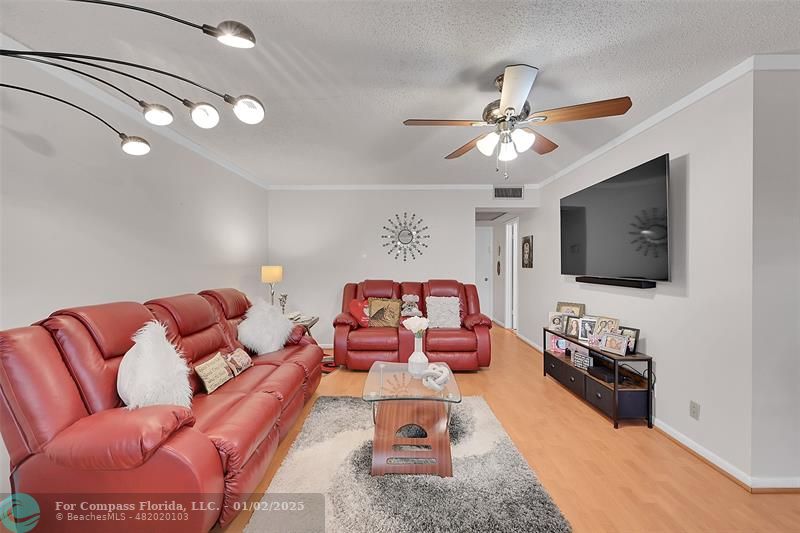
[0,31,266,190]
[265,183,541,191]
[534,54,800,190]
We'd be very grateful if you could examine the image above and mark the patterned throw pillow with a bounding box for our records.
[223,348,253,376]
[195,353,234,393]
[426,296,461,328]
[368,298,402,327]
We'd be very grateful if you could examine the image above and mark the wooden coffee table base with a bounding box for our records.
[371,400,452,477]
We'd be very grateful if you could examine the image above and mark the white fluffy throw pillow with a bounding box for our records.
[238,299,295,354]
[117,320,192,410]
[426,296,462,328]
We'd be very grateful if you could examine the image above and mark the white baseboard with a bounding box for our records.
[654,418,753,488]
[750,476,800,489]
[515,331,542,353]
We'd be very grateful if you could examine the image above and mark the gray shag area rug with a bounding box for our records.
[246,396,571,533]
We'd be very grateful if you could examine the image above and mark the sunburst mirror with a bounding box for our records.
[381,212,430,261]
[629,208,668,257]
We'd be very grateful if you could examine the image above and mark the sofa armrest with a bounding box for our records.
[333,312,359,329]
[464,313,492,330]
[284,324,308,345]
[44,405,195,470]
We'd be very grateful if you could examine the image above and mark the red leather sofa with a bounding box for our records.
[333,279,492,371]
[0,288,322,531]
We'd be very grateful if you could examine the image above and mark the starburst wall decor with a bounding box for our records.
[381,212,430,262]
[629,208,668,257]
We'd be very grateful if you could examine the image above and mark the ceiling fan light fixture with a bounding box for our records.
[186,101,220,129]
[511,128,536,152]
[120,134,151,156]
[226,94,265,124]
[476,131,500,157]
[498,138,518,162]
[141,102,174,126]
[213,20,256,48]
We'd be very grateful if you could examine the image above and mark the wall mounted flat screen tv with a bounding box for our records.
[560,154,670,281]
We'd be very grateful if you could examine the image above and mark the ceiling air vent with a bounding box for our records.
[493,186,524,199]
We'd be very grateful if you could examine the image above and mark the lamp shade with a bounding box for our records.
[261,265,283,283]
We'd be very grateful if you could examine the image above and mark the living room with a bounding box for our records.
[1,1,799,532]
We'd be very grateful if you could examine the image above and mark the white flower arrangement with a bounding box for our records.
[402,316,429,338]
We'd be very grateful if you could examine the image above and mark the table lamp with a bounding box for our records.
[261,265,283,305]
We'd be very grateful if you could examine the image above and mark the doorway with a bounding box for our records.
[474,226,494,319]
[505,218,519,330]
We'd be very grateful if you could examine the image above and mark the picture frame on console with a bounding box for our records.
[619,326,640,354]
[565,316,581,337]
[578,316,597,341]
[594,317,620,336]
[600,333,629,356]
[556,301,585,316]
[548,312,567,333]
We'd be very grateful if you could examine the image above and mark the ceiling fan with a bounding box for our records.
[403,64,632,163]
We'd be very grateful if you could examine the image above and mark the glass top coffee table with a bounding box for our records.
[362,362,461,477]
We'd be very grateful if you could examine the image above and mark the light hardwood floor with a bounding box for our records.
[227,327,800,533]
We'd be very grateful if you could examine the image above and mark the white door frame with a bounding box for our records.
[504,218,519,330]
[474,226,494,319]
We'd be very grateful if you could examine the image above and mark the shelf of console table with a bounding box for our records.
[542,327,653,428]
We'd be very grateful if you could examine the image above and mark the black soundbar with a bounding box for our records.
[575,276,657,289]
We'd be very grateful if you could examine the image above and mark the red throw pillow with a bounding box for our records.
[349,299,370,327]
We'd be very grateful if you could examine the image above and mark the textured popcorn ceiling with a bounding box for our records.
[1,1,799,187]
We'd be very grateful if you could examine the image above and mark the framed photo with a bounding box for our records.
[565,316,581,338]
[600,333,628,356]
[556,301,585,317]
[594,317,620,336]
[522,236,533,269]
[547,312,567,332]
[619,326,640,354]
[578,316,597,341]
[550,335,567,353]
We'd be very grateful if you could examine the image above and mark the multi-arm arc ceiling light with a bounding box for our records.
[3,1,263,156]
[1,51,266,129]
[67,0,256,49]
[1,83,151,155]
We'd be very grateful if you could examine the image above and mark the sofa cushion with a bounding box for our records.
[348,327,399,351]
[193,392,281,473]
[251,344,324,377]
[44,302,156,413]
[216,363,304,406]
[426,329,477,352]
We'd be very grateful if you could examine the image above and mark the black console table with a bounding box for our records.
[542,327,653,428]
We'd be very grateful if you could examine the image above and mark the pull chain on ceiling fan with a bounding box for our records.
[403,64,632,168]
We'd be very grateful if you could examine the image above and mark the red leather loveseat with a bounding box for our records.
[333,279,492,371]
[0,288,322,531]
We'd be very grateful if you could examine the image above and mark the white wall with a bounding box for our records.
[266,189,538,345]
[750,70,800,483]
[0,68,270,492]
[516,73,757,479]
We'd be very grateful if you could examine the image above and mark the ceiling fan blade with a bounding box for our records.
[527,96,632,125]
[444,133,489,159]
[522,127,558,155]
[403,119,486,126]
[499,64,538,117]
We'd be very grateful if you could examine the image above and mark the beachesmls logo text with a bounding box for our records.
[0,493,40,532]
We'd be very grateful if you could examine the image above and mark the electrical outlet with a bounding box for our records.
[689,400,701,420]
